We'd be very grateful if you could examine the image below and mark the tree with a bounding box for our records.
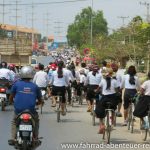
[67,7,108,48]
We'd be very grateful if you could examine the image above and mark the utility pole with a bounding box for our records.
[140,2,150,23]
[54,21,63,42]
[118,16,129,27]
[140,2,150,73]
[29,1,36,50]
[11,0,21,38]
[45,12,51,50]
[90,0,93,45]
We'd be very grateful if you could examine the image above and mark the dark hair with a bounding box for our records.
[1,61,7,68]
[148,71,150,79]
[106,76,111,90]
[57,61,64,78]
[102,61,107,67]
[81,62,86,68]
[38,63,44,70]
[127,65,136,85]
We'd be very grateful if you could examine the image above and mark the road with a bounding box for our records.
[0,99,150,150]
[0,56,149,150]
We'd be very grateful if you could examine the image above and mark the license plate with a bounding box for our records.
[19,125,32,131]
[41,90,46,96]
[0,93,6,98]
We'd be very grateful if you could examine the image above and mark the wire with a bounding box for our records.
[0,0,89,6]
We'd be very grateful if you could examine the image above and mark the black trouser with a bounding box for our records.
[66,86,71,102]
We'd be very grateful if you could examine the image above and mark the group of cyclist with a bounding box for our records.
[0,54,150,145]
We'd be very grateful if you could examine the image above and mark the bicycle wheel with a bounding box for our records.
[113,112,116,127]
[128,106,132,130]
[106,113,111,144]
[141,129,148,141]
[130,116,134,133]
[57,108,60,122]
[92,110,96,126]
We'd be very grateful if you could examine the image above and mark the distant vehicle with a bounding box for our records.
[51,51,58,57]
[31,56,38,68]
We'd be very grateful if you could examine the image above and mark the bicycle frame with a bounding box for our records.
[141,104,150,141]
[103,104,115,144]
[128,100,135,133]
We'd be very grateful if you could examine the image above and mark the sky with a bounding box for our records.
[0,0,150,42]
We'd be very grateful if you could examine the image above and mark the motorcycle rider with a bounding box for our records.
[0,61,14,81]
[8,66,42,145]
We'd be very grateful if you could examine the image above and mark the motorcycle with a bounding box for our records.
[14,110,41,150]
[0,78,11,111]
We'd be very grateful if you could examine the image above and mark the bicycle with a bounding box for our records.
[91,93,102,126]
[71,87,76,107]
[127,97,136,133]
[55,93,67,123]
[140,104,150,141]
[102,102,116,144]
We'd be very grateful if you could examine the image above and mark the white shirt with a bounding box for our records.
[141,80,150,96]
[33,70,49,87]
[51,69,70,87]
[63,68,74,82]
[0,68,14,81]
[86,71,102,85]
[79,74,86,84]
[120,74,140,90]
[115,71,122,88]
[99,78,118,95]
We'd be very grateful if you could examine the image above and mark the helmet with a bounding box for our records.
[20,66,35,79]
[8,64,15,70]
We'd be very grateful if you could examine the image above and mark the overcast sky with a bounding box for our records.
[0,0,149,41]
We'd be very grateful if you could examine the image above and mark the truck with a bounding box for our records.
[0,37,32,68]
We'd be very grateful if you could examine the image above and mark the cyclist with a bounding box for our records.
[85,65,102,112]
[133,71,150,127]
[8,66,42,145]
[120,65,140,126]
[50,61,70,115]
[111,63,122,117]
[33,63,50,97]
[95,68,119,134]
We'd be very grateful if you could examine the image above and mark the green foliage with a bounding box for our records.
[67,7,108,48]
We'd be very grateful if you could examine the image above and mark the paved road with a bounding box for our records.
[0,99,150,150]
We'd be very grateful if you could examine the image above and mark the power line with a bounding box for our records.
[118,16,129,27]
[140,1,150,23]
[0,0,89,6]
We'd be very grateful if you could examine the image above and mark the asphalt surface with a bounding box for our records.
[0,99,150,150]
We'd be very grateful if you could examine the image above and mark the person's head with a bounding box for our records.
[81,62,86,68]
[111,63,118,72]
[102,68,114,78]
[127,65,136,85]
[38,63,44,70]
[127,65,136,76]
[148,71,150,79]
[79,69,85,74]
[57,61,64,78]
[102,68,114,90]
[8,64,15,71]
[20,66,35,80]
[102,60,107,67]
[1,61,7,68]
